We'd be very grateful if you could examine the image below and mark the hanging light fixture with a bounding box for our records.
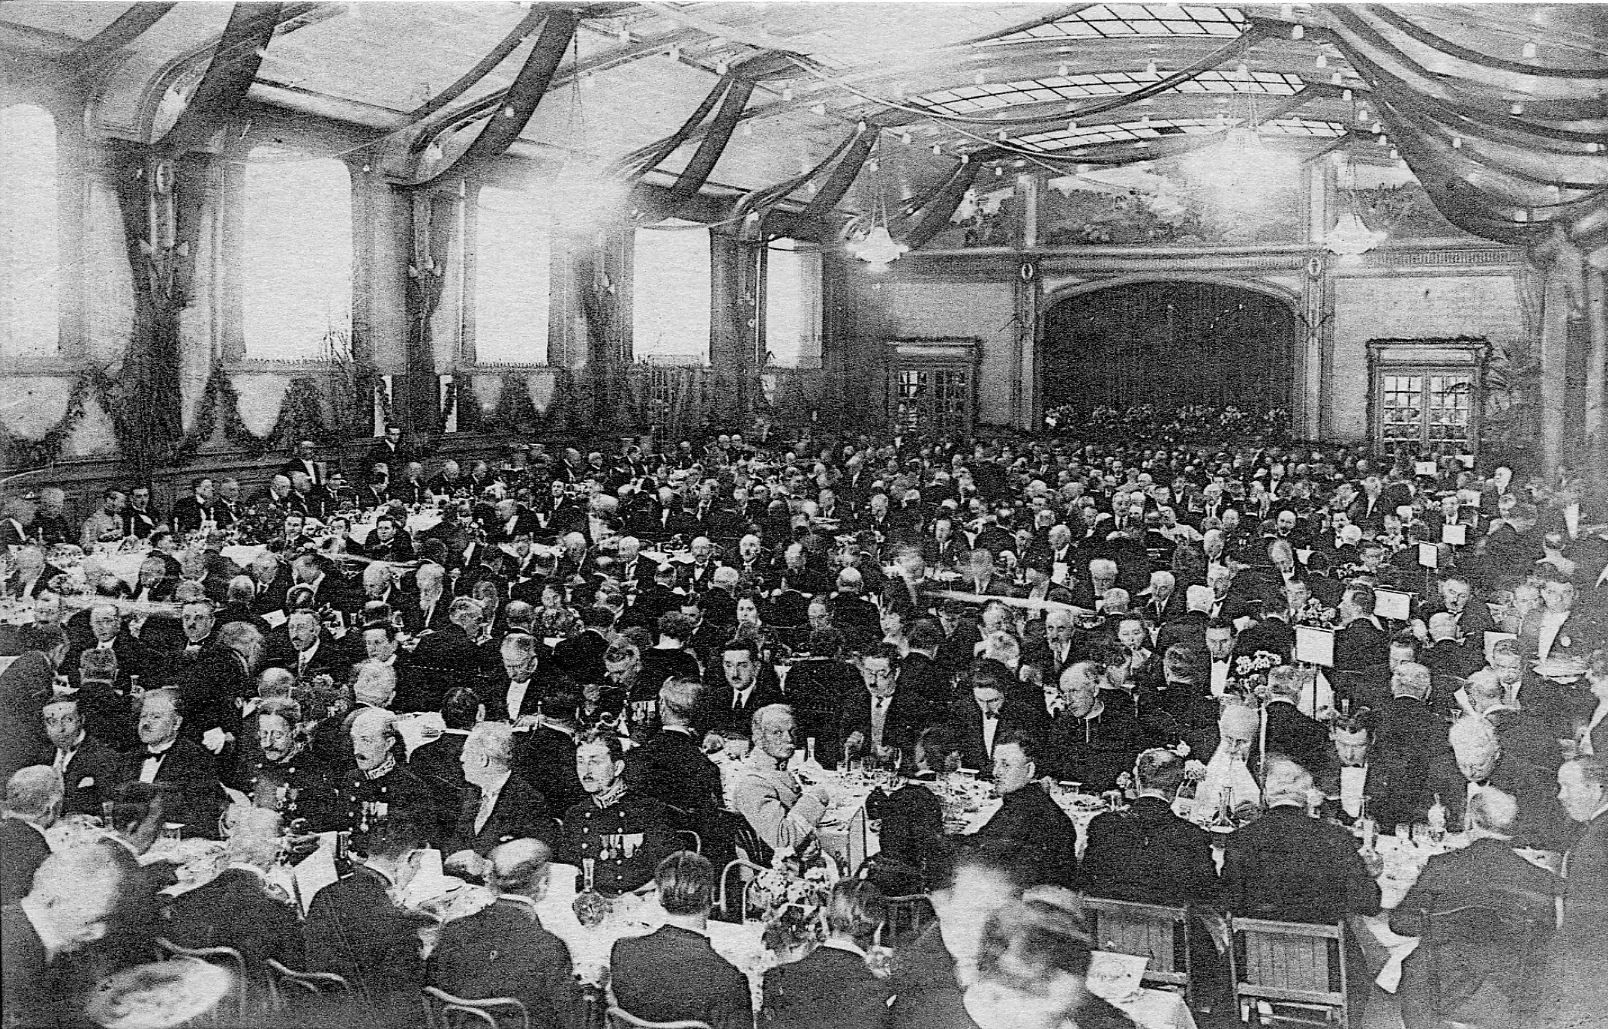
[1322,160,1386,256]
[847,141,908,273]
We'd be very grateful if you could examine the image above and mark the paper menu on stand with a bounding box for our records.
[1418,542,1439,569]
[1441,523,1467,545]
[1375,589,1412,622]
[1294,625,1335,667]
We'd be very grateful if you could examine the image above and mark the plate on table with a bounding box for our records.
[85,960,232,1029]
[1532,658,1587,680]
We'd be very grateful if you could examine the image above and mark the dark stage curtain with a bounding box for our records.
[1041,281,1294,415]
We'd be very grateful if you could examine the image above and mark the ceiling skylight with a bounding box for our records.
[910,69,1306,116]
[1011,116,1347,151]
[981,4,1247,44]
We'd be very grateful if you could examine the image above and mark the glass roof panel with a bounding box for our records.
[981,3,1246,43]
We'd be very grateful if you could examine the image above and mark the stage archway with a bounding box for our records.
[1039,278,1297,422]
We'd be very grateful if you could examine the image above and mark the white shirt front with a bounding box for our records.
[1537,611,1569,660]
[980,711,1000,758]
[1195,746,1261,814]
[870,696,890,749]
[1210,660,1231,698]
[1340,765,1367,819]
[506,678,532,721]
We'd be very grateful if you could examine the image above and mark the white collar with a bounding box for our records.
[820,938,867,958]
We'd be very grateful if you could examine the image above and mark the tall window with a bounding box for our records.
[633,219,710,363]
[475,184,550,364]
[0,104,59,359]
[241,149,351,360]
[764,238,821,368]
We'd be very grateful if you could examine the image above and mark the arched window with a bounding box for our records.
[475,185,550,364]
[241,148,351,360]
[0,104,59,359]
[633,219,710,364]
[764,238,821,368]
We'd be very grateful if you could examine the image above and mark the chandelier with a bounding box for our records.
[1323,160,1386,256]
[847,138,908,272]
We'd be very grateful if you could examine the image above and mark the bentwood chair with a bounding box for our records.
[263,958,354,1015]
[1079,898,1194,1003]
[717,857,770,920]
[1228,917,1351,1029]
[423,987,531,1029]
[154,938,249,1025]
[607,1005,713,1029]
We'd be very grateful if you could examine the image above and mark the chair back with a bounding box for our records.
[1228,917,1349,1029]
[675,828,702,854]
[423,986,531,1029]
[717,857,770,919]
[155,937,249,1024]
[263,958,354,1015]
[606,1005,713,1029]
[879,894,935,947]
[1079,898,1192,999]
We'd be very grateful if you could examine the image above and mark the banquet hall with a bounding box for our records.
[1,3,1607,1029]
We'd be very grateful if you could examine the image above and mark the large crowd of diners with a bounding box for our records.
[1,422,1607,1029]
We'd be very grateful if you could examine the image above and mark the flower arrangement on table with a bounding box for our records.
[1291,596,1340,628]
[1229,650,1287,698]
[749,857,838,956]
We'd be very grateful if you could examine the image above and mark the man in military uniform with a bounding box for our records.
[237,699,336,830]
[336,706,437,844]
[556,731,677,896]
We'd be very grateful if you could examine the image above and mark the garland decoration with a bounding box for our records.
[454,377,483,433]
[491,372,539,434]
[0,376,96,470]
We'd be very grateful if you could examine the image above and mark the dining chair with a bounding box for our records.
[878,894,935,947]
[675,828,702,854]
[716,857,770,920]
[154,937,249,1024]
[1227,917,1350,1029]
[263,958,354,1015]
[606,1004,713,1029]
[422,986,531,1029]
[1079,897,1194,1003]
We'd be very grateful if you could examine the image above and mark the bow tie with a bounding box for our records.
[982,712,999,721]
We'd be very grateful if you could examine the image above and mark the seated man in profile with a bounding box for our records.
[1391,789,1564,1029]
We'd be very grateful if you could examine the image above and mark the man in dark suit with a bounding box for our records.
[1390,788,1564,1029]
[150,600,245,753]
[1552,755,1608,1026]
[123,689,222,836]
[39,695,122,818]
[1334,585,1389,674]
[1262,665,1333,777]
[303,816,437,1028]
[166,817,304,980]
[409,597,498,713]
[516,692,587,816]
[265,609,345,681]
[430,839,584,1028]
[838,645,925,763]
[947,661,1034,776]
[626,678,724,822]
[553,607,612,685]
[763,879,892,1029]
[447,722,558,858]
[706,636,785,734]
[1222,757,1381,1017]
[971,729,1079,888]
[279,438,324,488]
[610,852,751,1029]
[1082,748,1219,905]
[1422,716,1566,848]
[0,766,59,906]
[1316,715,1417,829]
